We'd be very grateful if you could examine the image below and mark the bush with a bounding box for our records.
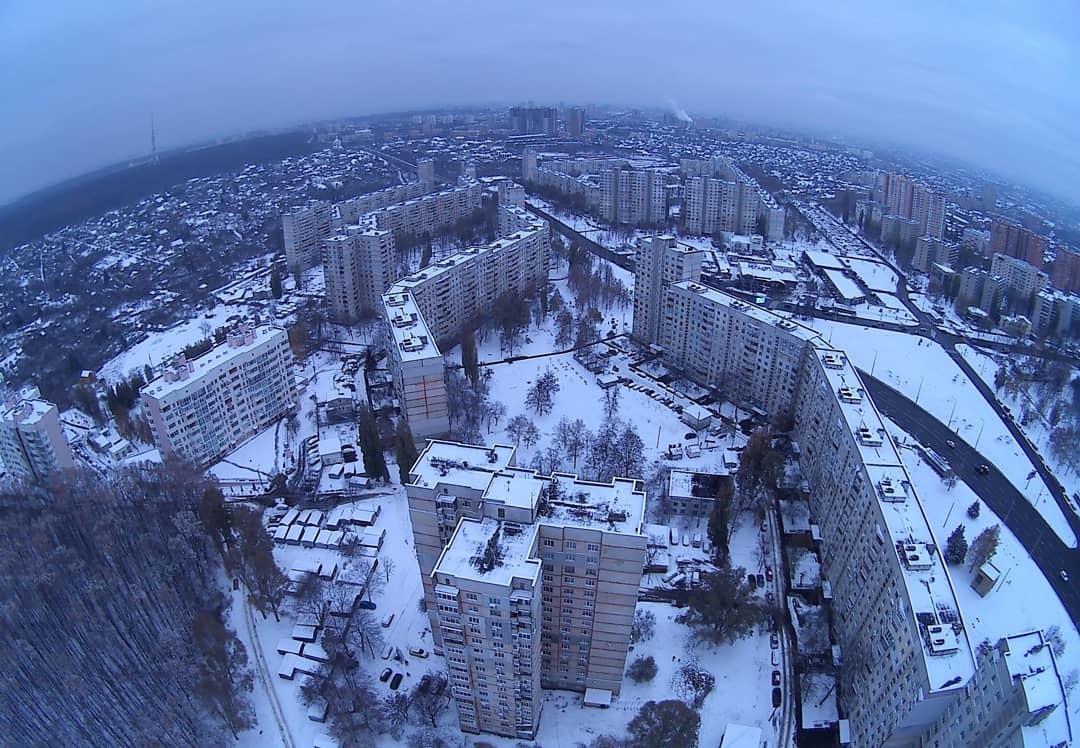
[627,655,658,683]
[967,501,981,519]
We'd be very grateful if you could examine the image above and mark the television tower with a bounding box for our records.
[150,114,160,165]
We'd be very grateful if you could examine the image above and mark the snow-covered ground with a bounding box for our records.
[803,319,1076,547]
[885,418,1080,726]
[957,343,1080,506]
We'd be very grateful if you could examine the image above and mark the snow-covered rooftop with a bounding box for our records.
[669,281,824,343]
[381,292,442,363]
[1001,631,1073,747]
[408,440,516,491]
[142,325,286,399]
[434,516,542,586]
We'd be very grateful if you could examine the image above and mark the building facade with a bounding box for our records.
[407,440,647,739]
[599,168,667,226]
[631,235,704,345]
[681,158,784,240]
[322,226,395,323]
[990,253,1049,308]
[140,326,296,466]
[0,388,75,481]
[990,219,1048,268]
[283,201,332,273]
[1051,247,1080,294]
[509,106,558,135]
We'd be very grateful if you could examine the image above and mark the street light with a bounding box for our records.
[974,418,986,449]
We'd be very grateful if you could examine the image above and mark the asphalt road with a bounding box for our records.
[861,372,1080,625]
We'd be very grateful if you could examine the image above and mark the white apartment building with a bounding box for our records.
[408,440,647,739]
[332,181,431,226]
[141,326,296,466]
[921,630,1071,748]
[363,183,482,240]
[382,203,549,438]
[682,159,784,240]
[991,253,1050,305]
[0,388,75,481]
[913,236,959,274]
[599,168,666,226]
[1033,290,1080,339]
[322,226,395,324]
[634,271,1035,745]
[283,201,332,273]
[631,235,704,344]
[417,158,436,188]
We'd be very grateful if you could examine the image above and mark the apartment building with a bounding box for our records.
[417,158,436,189]
[0,388,75,481]
[990,253,1049,307]
[362,182,483,239]
[913,236,959,274]
[636,273,1009,745]
[565,107,586,137]
[991,219,1048,268]
[333,181,431,226]
[408,440,647,739]
[1033,291,1080,339]
[599,168,666,226]
[509,106,558,135]
[921,630,1071,748]
[631,235,704,345]
[283,201,332,273]
[322,226,395,323]
[682,158,784,240]
[1051,246,1080,294]
[880,174,945,239]
[382,203,550,438]
[141,326,296,466]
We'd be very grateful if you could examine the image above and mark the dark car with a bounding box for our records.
[358,600,377,610]
[379,668,392,683]
[765,567,773,582]
[748,573,757,588]
[772,670,781,686]
[389,672,404,690]
[772,687,782,708]
[756,574,765,587]
[976,464,990,475]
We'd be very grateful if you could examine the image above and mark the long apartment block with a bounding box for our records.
[382,203,550,438]
[141,326,296,466]
[631,248,1067,744]
[408,440,647,739]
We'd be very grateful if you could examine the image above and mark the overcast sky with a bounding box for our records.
[1,0,1077,206]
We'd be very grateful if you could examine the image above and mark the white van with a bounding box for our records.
[668,573,687,587]
[662,569,681,585]
[381,613,395,628]
[692,533,703,548]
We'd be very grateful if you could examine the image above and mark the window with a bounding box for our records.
[543,538,555,547]
[587,542,599,552]
[566,541,577,549]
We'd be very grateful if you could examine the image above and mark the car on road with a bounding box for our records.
[766,592,775,604]
[1062,571,1070,583]
[389,673,403,690]
[772,687,782,708]
[357,600,377,610]
[409,646,429,658]
[756,574,765,587]
[748,573,757,588]
[772,670,781,686]
[770,633,779,650]
[976,464,990,475]
[945,439,956,449]
[379,668,392,683]
[765,567,773,582]
[761,519,768,533]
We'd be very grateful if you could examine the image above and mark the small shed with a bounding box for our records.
[583,688,612,708]
[971,560,1001,597]
[680,404,713,431]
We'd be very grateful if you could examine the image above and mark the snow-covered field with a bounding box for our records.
[885,418,1080,726]
[957,343,1080,506]
[804,319,1076,547]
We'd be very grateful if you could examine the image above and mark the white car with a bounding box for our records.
[1061,571,1070,583]
[409,646,430,658]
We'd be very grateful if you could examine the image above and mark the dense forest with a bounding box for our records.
[0,463,252,746]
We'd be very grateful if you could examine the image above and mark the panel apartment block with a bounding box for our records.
[408,440,647,740]
[0,388,75,481]
[283,201,332,273]
[141,326,296,466]
[631,235,704,345]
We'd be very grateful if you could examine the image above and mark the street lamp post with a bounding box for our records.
[974,418,986,449]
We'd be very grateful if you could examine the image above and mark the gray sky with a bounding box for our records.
[1,0,1077,206]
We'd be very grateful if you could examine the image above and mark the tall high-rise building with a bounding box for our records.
[912,186,946,239]
[417,158,436,188]
[406,440,646,739]
[990,219,1048,267]
[599,168,666,226]
[322,226,395,324]
[141,326,296,467]
[565,107,586,137]
[0,388,75,482]
[283,201,332,274]
[632,236,704,344]
[509,106,558,135]
[990,253,1049,308]
[522,149,538,183]
[682,158,784,239]
[1051,246,1080,294]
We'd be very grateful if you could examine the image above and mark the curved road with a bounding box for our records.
[861,372,1080,624]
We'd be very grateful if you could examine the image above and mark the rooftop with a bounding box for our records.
[381,292,442,362]
[142,325,287,399]
[1001,631,1073,747]
[670,281,825,344]
[538,472,646,535]
[409,440,516,492]
[434,516,542,587]
[0,389,55,427]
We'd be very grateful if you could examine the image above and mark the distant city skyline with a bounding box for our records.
[1,0,1077,206]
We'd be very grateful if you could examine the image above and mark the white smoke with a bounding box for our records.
[665,97,693,124]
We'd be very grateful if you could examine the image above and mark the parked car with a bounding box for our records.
[357,600,377,610]
[381,645,393,660]
[765,567,773,582]
[409,646,429,658]
[772,687,782,708]
[379,668,393,683]
[381,613,395,628]
[389,673,403,690]
[748,573,757,588]
[766,592,775,604]
[770,634,779,650]
[772,670,781,686]
[1062,570,1070,583]
[756,574,765,587]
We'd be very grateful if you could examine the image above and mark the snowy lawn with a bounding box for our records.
[804,320,1076,547]
[886,419,1080,727]
[957,343,1080,507]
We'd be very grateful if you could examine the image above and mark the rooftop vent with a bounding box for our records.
[838,385,863,404]
[900,543,933,571]
[400,337,425,353]
[385,295,406,308]
[926,624,960,655]
[856,426,884,447]
[822,352,845,369]
[877,477,906,502]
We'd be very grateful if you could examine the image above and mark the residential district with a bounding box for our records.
[3,106,1078,748]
